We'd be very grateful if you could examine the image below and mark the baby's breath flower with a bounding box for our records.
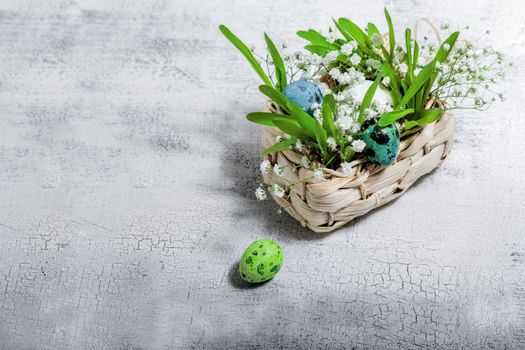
[340,162,355,176]
[371,33,383,47]
[295,139,303,152]
[318,82,331,96]
[326,137,337,151]
[349,53,361,66]
[273,164,285,177]
[322,50,339,65]
[313,169,324,181]
[398,63,408,74]
[260,160,271,174]
[326,31,338,44]
[351,139,366,153]
[255,187,267,200]
[301,155,311,168]
[272,184,286,198]
[382,76,391,86]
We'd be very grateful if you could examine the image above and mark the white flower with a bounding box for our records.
[295,139,303,151]
[313,108,322,121]
[336,116,353,131]
[329,67,341,79]
[351,139,366,153]
[443,43,451,51]
[318,82,331,96]
[309,54,322,65]
[301,155,311,168]
[366,59,381,70]
[272,184,285,198]
[326,137,337,151]
[311,103,321,110]
[382,76,391,86]
[322,51,339,65]
[398,63,408,74]
[349,53,361,66]
[326,31,338,44]
[313,170,324,181]
[273,164,285,177]
[260,160,271,174]
[340,42,354,55]
[364,108,377,120]
[255,187,267,200]
[340,162,355,176]
[371,33,383,47]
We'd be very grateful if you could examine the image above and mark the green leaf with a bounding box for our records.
[377,108,415,127]
[246,112,297,127]
[219,25,273,87]
[337,18,370,48]
[413,108,444,125]
[258,85,290,114]
[286,101,317,138]
[304,44,331,56]
[261,137,296,156]
[397,61,436,108]
[273,118,311,140]
[436,32,459,63]
[321,95,337,137]
[405,28,413,83]
[314,121,328,160]
[297,29,329,46]
[413,40,419,68]
[342,145,355,162]
[367,22,381,38]
[380,62,400,91]
[264,33,287,91]
[384,8,395,63]
[359,74,382,124]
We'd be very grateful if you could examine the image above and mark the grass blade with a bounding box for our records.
[377,108,415,127]
[264,33,287,91]
[261,137,296,156]
[286,101,317,138]
[273,118,311,140]
[297,29,329,46]
[384,8,395,63]
[219,25,273,87]
[258,85,291,114]
[359,74,382,123]
[246,112,297,127]
[397,61,435,108]
[337,18,370,48]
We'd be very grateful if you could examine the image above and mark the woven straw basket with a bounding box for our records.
[260,102,454,233]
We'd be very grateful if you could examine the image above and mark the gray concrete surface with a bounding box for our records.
[0,0,524,349]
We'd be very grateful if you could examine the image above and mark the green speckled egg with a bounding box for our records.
[239,239,283,283]
[361,123,400,166]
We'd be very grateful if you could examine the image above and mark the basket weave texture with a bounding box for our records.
[261,104,454,233]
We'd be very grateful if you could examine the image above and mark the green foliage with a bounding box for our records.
[261,137,296,156]
[264,33,287,91]
[219,25,273,87]
[359,74,382,124]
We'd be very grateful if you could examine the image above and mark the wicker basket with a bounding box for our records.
[260,103,454,233]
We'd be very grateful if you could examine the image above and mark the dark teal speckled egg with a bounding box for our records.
[361,124,400,166]
[239,239,283,283]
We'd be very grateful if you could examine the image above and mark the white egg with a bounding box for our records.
[349,79,393,107]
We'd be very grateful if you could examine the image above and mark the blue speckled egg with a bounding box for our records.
[283,80,323,115]
[361,124,400,166]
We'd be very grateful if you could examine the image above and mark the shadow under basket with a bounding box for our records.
[261,105,454,233]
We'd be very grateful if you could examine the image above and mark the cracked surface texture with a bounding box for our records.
[0,0,524,349]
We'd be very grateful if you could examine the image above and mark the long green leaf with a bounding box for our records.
[405,28,413,83]
[377,108,415,127]
[261,137,296,156]
[405,108,444,129]
[321,95,337,137]
[297,29,329,46]
[264,33,287,91]
[273,119,311,139]
[304,44,331,56]
[286,101,316,138]
[359,74,382,123]
[384,8,395,63]
[337,18,370,48]
[397,61,436,108]
[246,112,297,127]
[219,25,273,87]
[436,32,459,63]
[258,85,290,114]
[314,121,328,160]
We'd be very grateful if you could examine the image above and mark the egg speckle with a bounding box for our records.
[361,123,400,166]
[239,239,283,283]
[283,80,323,115]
